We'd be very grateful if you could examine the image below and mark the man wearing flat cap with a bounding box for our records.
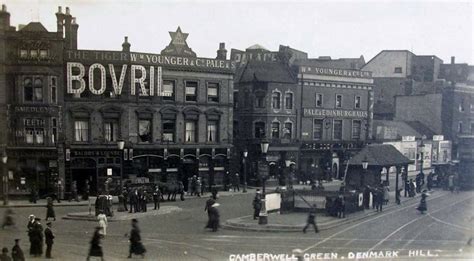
[44,222,55,258]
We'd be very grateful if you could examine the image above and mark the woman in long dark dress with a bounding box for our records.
[128,219,146,258]
[417,190,429,214]
[209,203,220,232]
[45,198,56,221]
[87,227,104,261]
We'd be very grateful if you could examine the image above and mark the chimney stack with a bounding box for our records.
[71,17,79,49]
[64,7,72,48]
[122,36,131,52]
[0,4,11,31]
[56,6,65,37]
[451,56,455,64]
[216,42,227,60]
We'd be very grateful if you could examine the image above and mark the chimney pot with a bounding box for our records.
[125,36,128,42]
[57,6,62,13]
[219,42,225,49]
[451,56,455,64]
[66,7,70,15]
[2,4,6,12]
[72,17,76,24]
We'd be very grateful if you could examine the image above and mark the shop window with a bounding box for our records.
[271,122,280,138]
[74,120,89,142]
[335,94,342,108]
[316,93,323,107]
[283,122,292,139]
[354,96,361,109]
[255,122,266,138]
[162,80,175,101]
[162,120,175,142]
[207,82,219,103]
[394,67,403,73]
[185,81,198,102]
[26,128,34,144]
[35,129,44,144]
[185,120,197,142]
[104,121,119,142]
[333,120,342,140]
[313,119,323,140]
[138,119,152,143]
[207,121,218,142]
[285,92,293,110]
[272,91,281,109]
[30,50,38,58]
[39,50,48,58]
[352,120,361,140]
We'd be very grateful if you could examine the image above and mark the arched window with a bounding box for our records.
[283,122,292,139]
[255,122,266,138]
[271,122,280,138]
[272,91,281,109]
[285,92,293,109]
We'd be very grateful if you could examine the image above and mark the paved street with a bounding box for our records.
[1,188,473,260]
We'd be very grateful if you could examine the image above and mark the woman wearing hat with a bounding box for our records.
[87,227,104,261]
[417,190,429,214]
[128,219,146,258]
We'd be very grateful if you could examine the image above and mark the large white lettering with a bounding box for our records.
[67,62,86,94]
[88,63,107,95]
[109,64,127,95]
[130,65,147,96]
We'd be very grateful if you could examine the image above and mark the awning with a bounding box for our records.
[348,144,413,167]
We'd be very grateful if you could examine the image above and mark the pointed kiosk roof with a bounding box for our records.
[348,144,413,167]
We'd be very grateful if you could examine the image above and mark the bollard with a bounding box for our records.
[292,248,304,261]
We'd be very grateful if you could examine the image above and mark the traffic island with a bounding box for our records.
[63,205,182,221]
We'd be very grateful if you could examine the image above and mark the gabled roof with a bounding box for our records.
[20,22,48,32]
[349,144,413,167]
[238,60,296,83]
[404,121,436,138]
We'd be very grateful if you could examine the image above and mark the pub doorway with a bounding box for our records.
[182,157,198,192]
[71,169,97,196]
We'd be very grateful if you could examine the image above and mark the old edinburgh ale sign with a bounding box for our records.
[304,108,368,118]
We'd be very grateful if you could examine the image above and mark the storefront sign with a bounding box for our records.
[402,136,416,142]
[433,135,444,141]
[24,118,45,127]
[107,168,112,176]
[300,66,372,78]
[303,108,368,118]
[12,106,57,114]
[231,49,279,65]
[71,150,121,157]
[20,177,26,185]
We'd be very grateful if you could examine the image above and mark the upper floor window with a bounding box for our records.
[272,92,281,109]
[25,128,44,144]
[255,122,266,138]
[394,67,403,73]
[285,92,293,110]
[50,76,57,104]
[185,81,198,102]
[30,50,38,58]
[458,121,463,133]
[354,96,361,109]
[352,120,361,140]
[207,83,219,103]
[51,118,57,144]
[162,80,175,101]
[316,93,323,107]
[74,120,89,142]
[313,119,323,140]
[233,91,239,109]
[255,93,265,108]
[207,120,218,142]
[138,119,152,143]
[335,94,343,108]
[162,120,175,142]
[333,120,342,140]
[459,101,465,112]
[20,49,28,58]
[271,122,280,138]
[24,77,43,102]
[104,121,119,142]
[39,50,48,58]
[283,122,292,139]
[185,120,197,142]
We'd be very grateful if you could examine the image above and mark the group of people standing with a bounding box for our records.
[26,215,55,259]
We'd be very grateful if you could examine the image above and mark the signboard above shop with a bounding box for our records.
[300,66,372,79]
[303,108,368,118]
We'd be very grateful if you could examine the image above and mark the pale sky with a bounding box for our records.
[3,0,474,64]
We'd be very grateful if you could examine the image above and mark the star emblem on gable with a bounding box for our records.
[169,26,188,46]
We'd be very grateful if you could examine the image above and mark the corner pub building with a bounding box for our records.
[1,6,234,198]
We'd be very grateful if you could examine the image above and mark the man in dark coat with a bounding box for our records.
[404,179,410,197]
[27,215,35,256]
[303,204,319,233]
[122,188,129,212]
[87,227,104,261]
[232,173,240,192]
[336,194,346,218]
[128,219,146,258]
[0,247,11,261]
[204,196,216,228]
[252,192,262,220]
[31,218,43,257]
[11,239,24,261]
[45,198,56,221]
[376,188,384,212]
[44,222,55,259]
[153,187,161,210]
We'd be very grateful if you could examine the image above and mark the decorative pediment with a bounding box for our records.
[160,106,179,115]
[182,106,202,115]
[135,108,155,119]
[160,27,197,57]
[69,106,93,118]
[99,105,123,119]
[205,108,223,115]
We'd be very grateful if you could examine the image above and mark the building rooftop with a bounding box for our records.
[19,22,48,32]
[238,60,296,83]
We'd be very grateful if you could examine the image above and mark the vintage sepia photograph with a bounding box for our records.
[0,0,473,260]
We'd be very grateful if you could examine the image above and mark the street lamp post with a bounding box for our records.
[117,140,125,212]
[361,156,368,189]
[243,149,248,193]
[419,137,425,178]
[259,140,269,225]
[2,154,8,206]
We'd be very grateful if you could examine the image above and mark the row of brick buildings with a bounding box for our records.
[0,5,472,197]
